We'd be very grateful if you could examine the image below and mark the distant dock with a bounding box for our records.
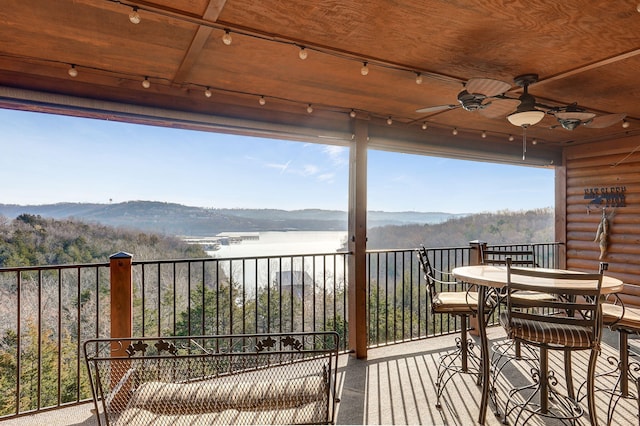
[182,232,260,250]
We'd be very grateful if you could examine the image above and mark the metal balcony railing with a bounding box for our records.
[0,242,560,420]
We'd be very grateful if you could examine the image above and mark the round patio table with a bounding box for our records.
[451,264,624,425]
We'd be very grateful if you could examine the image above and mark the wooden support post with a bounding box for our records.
[555,163,567,270]
[108,251,133,407]
[348,116,368,359]
[110,251,133,354]
[469,240,486,266]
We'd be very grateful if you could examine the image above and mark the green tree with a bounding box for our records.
[0,321,90,415]
[174,278,243,336]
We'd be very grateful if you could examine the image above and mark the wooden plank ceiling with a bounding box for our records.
[0,0,639,165]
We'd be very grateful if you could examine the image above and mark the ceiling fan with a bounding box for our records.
[417,73,627,131]
[415,77,520,118]
[506,74,627,131]
[545,103,627,131]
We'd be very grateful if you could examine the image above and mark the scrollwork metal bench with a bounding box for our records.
[84,332,340,425]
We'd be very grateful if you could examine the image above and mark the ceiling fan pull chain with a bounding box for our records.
[522,125,527,160]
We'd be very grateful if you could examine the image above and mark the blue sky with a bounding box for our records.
[0,108,554,213]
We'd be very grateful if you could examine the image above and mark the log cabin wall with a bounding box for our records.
[560,134,640,306]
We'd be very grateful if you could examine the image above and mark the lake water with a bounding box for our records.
[207,231,348,258]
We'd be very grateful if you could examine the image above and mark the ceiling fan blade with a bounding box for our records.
[555,111,596,121]
[465,78,512,97]
[584,113,627,128]
[415,104,458,114]
[478,98,520,118]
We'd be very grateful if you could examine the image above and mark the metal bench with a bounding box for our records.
[84,332,340,425]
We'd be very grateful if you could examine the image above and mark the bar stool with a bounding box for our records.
[481,246,557,415]
[577,299,640,425]
[416,245,480,409]
[500,259,605,425]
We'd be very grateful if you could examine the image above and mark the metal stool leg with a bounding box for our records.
[565,350,575,400]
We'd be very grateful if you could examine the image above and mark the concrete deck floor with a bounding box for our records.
[1,327,638,425]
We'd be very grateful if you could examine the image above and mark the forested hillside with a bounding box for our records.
[367,208,554,249]
[0,214,212,414]
[0,213,207,267]
[0,209,555,266]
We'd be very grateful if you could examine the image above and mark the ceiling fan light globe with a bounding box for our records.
[507,110,545,127]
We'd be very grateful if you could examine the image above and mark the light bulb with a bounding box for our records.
[298,47,308,60]
[129,7,141,24]
[222,30,232,45]
[142,77,150,88]
[386,117,393,125]
[421,122,428,130]
[452,128,458,135]
[508,134,514,141]
[307,104,313,113]
[259,96,266,105]
[415,73,423,84]
[622,120,630,128]
[361,62,369,76]
[532,138,538,145]
[349,109,356,118]
[67,65,78,77]
[204,87,212,98]
[481,131,487,138]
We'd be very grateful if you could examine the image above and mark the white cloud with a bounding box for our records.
[323,146,348,166]
[317,173,335,182]
[266,160,291,173]
[302,164,319,175]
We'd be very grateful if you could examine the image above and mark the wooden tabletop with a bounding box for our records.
[452,264,624,294]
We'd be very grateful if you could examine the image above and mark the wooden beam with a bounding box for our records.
[114,0,464,86]
[173,0,228,83]
[537,48,640,87]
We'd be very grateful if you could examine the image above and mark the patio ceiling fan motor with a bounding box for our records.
[552,104,596,130]
[457,90,486,112]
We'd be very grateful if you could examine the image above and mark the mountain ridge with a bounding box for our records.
[0,201,465,235]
